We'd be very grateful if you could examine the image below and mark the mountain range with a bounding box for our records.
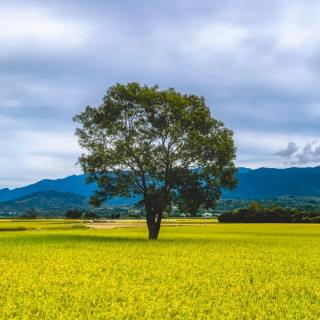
[1,166,320,213]
[224,166,320,198]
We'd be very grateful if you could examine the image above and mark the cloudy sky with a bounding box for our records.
[1,0,320,188]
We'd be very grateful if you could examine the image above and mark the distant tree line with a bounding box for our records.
[216,196,320,213]
[65,209,98,220]
[218,202,320,223]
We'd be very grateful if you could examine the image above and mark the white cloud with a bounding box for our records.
[190,23,250,53]
[0,7,91,52]
[19,131,81,154]
[0,115,18,126]
[0,130,82,188]
[274,3,320,52]
[235,131,295,152]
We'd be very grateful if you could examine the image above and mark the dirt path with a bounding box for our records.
[85,221,210,229]
[86,222,146,229]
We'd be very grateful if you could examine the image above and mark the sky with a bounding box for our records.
[1,0,320,188]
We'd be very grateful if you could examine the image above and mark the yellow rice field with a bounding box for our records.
[0,220,320,319]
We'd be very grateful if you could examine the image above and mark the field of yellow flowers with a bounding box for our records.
[0,221,320,319]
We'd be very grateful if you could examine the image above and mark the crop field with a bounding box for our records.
[0,221,320,319]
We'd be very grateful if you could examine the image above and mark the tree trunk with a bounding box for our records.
[146,211,162,240]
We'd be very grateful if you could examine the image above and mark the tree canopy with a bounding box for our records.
[74,83,237,239]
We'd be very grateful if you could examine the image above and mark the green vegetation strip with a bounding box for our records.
[0,220,86,231]
[1,222,320,319]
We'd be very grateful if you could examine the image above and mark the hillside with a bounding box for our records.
[0,175,96,201]
[0,190,89,215]
[0,175,139,206]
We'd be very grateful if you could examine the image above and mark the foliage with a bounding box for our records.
[83,212,98,220]
[65,209,83,219]
[1,222,320,318]
[218,202,320,223]
[74,82,236,238]
[217,196,320,213]
[22,208,39,219]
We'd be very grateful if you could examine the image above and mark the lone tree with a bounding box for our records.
[74,83,237,239]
